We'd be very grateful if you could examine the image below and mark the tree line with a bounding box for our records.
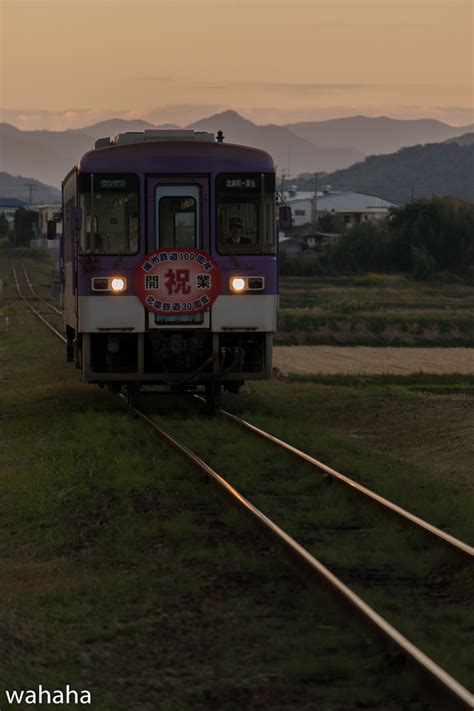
[3,199,474,281]
[0,208,39,247]
[295,142,474,205]
[281,197,474,280]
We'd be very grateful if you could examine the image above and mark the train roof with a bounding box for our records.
[75,130,275,177]
[95,129,217,148]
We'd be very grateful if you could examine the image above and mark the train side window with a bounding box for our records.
[63,198,74,261]
[62,171,76,262]
[216,173,275,255]
[77,174,139,255]
[217,203,259,248]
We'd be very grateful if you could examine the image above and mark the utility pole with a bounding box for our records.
[25,183,37,207]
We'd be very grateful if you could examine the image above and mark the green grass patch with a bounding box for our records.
[1,257,472,707]
[143,379,473,690]
[284,372,474,394]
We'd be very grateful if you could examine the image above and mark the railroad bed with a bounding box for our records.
[3,259,473,710]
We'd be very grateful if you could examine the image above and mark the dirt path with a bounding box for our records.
[273,346,474,375]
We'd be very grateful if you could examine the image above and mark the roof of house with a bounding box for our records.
[317,191,397,210]
[37,203,61,209]
[285,190,397,210]
[0,197,27,208]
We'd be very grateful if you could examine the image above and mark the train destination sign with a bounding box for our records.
[216,173,261,193]
[134,248,222,314]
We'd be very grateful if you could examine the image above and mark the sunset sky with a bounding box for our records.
[1,0,473,130]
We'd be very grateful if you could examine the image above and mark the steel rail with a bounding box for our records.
[10,268,473,707]
[213,404,473,559]
[121,399,474,710]
[12,265,66,344]
[16,259,472,558]
[21,262,62,315]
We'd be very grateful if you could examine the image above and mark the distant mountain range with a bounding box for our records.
[2,111,473,188]
[0,172,61,205]
[286,115,474,155]
[188,111,364,175]
[0,111,472,204]
[299,140,474,204]
[443,132,474,146]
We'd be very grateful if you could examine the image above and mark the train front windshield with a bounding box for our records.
[216,173,275,255]
[78,174,139,255]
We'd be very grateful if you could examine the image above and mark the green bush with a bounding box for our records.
[279,251,334,277]
[410,245,436,279]
[279,198,474,280]
[390,197,474,275]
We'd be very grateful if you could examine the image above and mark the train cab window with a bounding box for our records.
[78,174,139,255]
[154,186,201,324]
[155,185,200,249]
[159,197,196,247]
[216,173,275,255]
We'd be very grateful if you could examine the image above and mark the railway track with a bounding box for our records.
[11,261,474,709]
[201,398,473,560]
[11,264,66,344]
[20,262,62,316]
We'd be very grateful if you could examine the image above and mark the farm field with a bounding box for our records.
[0,254,473,710]
[274,345,474,375]
[278,275,474,346]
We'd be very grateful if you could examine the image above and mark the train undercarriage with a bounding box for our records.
[69,329,272,410]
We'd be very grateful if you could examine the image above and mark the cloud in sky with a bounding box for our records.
[194,81,457,94]
[0,104,229,130]
[198,82,384,94]
[136,76,175,83]
[0,107,106,130]
[2,0,471,131]
[429,106,474,120]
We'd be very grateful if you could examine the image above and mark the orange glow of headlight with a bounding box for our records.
[111,277,126,292]
[230,277,246,292]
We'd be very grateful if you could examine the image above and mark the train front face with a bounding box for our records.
[72,139,277,393]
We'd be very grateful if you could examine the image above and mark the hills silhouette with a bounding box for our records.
[0,110,472,204]
[303,139,474,204]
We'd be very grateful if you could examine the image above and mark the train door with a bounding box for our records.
[145,176,211,330]
[61,173,79,359]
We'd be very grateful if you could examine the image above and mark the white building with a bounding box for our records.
[285,188,397,227]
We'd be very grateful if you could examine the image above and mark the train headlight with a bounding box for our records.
[230,277,246,292]
[111,277,126,292]
[92,276,128,292]
[229,276,265,293]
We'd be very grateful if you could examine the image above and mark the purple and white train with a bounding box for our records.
[55,129,286,408]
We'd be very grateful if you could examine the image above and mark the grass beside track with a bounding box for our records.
[0,255,472,710]
[147,385,473,689]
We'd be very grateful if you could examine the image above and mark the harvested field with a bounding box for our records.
[278,275,474,346]
[274,345,474,375]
